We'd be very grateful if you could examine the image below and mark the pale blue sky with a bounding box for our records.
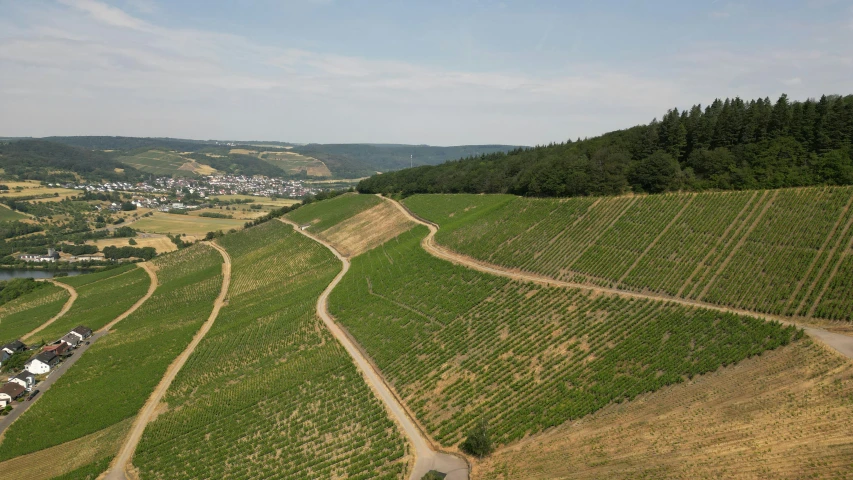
[1,0,851,145]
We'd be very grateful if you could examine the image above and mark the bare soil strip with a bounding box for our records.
[697,189,779,300]
[618,193,695,284]
[386,196,853,361]
[103,243,231,480]
[22,280,77,342]
[99,263,158,333]
[677,191,759,297]
[280,218,469,480]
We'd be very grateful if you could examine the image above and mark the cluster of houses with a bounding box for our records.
[18,248,61,263]
[0,326,92,408]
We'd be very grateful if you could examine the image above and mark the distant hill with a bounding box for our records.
[358,94,853,196]
[0,139,146,183]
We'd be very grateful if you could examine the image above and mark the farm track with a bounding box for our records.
[385,196,853,361]
[21,280,77,342]
[280,218,469,480]
[104,243,231,480]
[99,263,158,333]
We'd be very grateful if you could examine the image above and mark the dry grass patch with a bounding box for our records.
[89,235,177,253]
[320,201,416,257]
[475,340,853,480]
[131,212,246,237]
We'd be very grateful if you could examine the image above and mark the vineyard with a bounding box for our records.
[34,265,150,341]
[475,339,853,479]
[134,221,409,480]
[285,192,381,232]
[0,244,223,462]
[403,186,853,321]
[0,283,68,344]
[328,225,798,448]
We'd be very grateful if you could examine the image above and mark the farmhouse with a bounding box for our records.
[0,382,25,407]
[9,371,35,391]
[60,333,80,348]
[44,342,70,356]
[25,351,59,374]
[18,248,60,263]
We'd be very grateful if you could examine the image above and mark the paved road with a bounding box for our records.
[104,242,231,480]
[385,196,853,361]
[281,218,469,480]
[21,280,77,342]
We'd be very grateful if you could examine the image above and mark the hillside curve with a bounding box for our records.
[384,196,853,361]
[280,218,469,480]
[99,263,158,333]
[21,280,77,343]
[103,243,231,480]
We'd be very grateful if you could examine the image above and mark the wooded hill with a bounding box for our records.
[358,94,853,196]
[0,140,146,183]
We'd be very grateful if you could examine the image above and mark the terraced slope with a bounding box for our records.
[403,186,853,321]
[34,265,150,341]
[0,245,222,472]
[134,221,410,480]
[329,225,798,448]
[0,283,69,344]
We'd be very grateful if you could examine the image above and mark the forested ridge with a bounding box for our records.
[358,94,853,196]
[0,140,146,183]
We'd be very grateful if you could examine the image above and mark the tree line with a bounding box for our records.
[358,94,853,197]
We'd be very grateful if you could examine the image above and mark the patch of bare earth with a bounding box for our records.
[320,201,416,257]
[474,340,853,479]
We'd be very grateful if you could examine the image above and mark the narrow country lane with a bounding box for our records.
[384,196,853,361]
[103,243,231,480]
[21,280,77,343]
[280,218,469,480]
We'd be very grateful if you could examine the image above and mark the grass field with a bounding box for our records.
[329,225,798,448]
[89,235,177,254]
[134,221,409,479]
[132,212,246,236]
[475,339,853,479]
[404,186,853,322]
[0,283,69,345]
[0,205,28,221]
[32,265,151,341]
[0,180,77,199]
[117,150,215,177]
[0,244,223,462]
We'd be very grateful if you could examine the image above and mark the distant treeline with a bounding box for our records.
[358,94,853,196]
[0,140,146,183]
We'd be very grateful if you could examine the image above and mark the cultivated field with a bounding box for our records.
[0,180,78,199]
[404,186,853,322]
[475,339,853,479]
[132,212,246,236]
[0,283,69,345]
[0,245,223,474]
[89,235,177,254]
[117,150,215,177]
[134,221,410,479]
[329,225,798,448]
[286,193,380,230]
[0,205,28,221]
[256,151,332,177]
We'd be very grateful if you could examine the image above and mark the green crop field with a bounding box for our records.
[0,205,28,221]
[0,244,223,462]
[117,149,204,177]
[329,225,798,447]
[285,193,381,231]
[0,283,69,345]
[33,265,150,341]
[135,221,409,480]
[404,186,853,321]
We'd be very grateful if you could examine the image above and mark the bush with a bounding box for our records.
[459,419,493,458]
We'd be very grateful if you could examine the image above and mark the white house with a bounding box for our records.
[0,382,25,407]
[60,333,80,348]
[70,326,93,340]
[25,351,59,374]
[9,371,34,391]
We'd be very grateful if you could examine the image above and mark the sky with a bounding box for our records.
[0,0,851,146]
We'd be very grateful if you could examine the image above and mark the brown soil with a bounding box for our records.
[318,201,416,257]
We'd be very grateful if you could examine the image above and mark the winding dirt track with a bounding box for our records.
[280,218,469,480]
[21,280,77,343]
[384,196,853,361]
[103,243,231,480]
[99,263,158,333]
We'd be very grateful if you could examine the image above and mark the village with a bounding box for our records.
[0,325,93,412]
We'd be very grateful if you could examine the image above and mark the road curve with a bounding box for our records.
[280,218,469,480]
[384,196,853,361]
[21,280,77,343]
[99,263,159,333]
[103,242,231,480]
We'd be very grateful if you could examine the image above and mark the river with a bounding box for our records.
[0,269,84,280]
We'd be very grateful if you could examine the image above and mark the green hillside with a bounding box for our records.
[0,140,146,183]
[359,94,853,196]
[116,150,200,177]
[404,186,853,321]
[0,283,69,345]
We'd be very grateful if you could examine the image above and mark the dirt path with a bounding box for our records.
[21,280,77,343]
[103,243,231,480]
[385,196,853,361]
[280,218,469,480]
[98,263,158,333]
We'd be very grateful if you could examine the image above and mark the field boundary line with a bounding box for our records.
[385,195,853,361]
[99,263,159,333]
[104,243,231,480]
[280,217,470,480]
[677,191,759,298]
[618,194,695,284]
[567,196,639,270]
[21,280,77,343]
[806,225,853,319]
[789,193,853,315]
[697,189,778,300]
